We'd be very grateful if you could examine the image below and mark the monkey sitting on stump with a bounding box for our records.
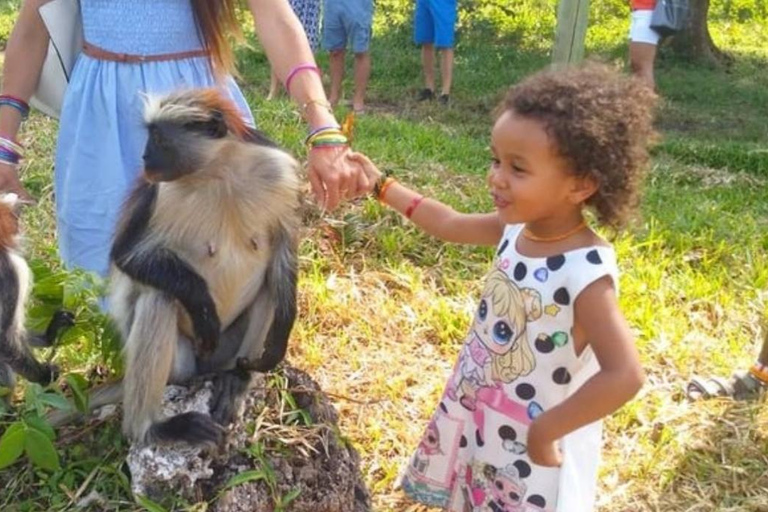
[0,193,74,404]
[83,88,302,447]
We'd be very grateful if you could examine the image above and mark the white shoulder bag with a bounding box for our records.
[30,0,83,119]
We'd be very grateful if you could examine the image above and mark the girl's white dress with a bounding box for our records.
[402,224,619,512]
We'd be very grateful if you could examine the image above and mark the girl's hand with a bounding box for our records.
[307,146,372,210]
[0,162,33,202]
[527,418,562,467]
[346,151,382,183]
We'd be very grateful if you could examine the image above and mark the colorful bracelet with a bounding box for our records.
[0,136,24,155]
[405,195,425,219]
[378,177,396,201]
[0,147,21,166]
[305,127,348,148]
[0,95,30,119]
[285,64,321,96]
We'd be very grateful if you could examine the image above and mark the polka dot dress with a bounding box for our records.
[289,0,321,51]
[401,224,619,512]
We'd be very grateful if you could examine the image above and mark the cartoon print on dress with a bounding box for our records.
[412,419,443,475]
[462,461,527,512]
[445,269,542,411]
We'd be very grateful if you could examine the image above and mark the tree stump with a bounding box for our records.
[127,366,371,512]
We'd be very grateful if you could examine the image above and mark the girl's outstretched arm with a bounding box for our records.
[527,276,645,466]
[349,152,504,246]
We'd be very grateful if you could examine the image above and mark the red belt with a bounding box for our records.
[82,41,208,63]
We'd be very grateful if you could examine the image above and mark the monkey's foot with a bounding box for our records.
[209,366,252,426]
[150,411,224,446]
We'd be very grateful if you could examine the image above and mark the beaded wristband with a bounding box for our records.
[372,172,394,199]
[0,95,30,119]
[405,195,425,219]
[285,64,321,96]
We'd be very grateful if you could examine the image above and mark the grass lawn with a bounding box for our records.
[1,0,767,510]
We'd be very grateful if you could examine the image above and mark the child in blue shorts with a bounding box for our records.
[414,0,457,104]
[323,0,374,113]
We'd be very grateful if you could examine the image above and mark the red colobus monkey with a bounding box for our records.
[93,88,301,446]
[0,193,73,401]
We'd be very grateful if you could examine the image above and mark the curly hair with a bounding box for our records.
[498,63,658,229]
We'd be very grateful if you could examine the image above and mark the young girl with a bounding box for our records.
[350,64,656,511]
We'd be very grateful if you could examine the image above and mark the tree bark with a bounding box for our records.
[669,0,732,66]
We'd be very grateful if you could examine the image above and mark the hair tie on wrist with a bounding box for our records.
[285,64,321,96]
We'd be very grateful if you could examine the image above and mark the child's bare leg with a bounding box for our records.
[439,48,454,96]
[352,52,370,112]
[421,43,436,93]
[328,49,346,107]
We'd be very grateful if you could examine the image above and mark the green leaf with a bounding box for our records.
[281,488,301,505]
[58,325,88,347]
[223,469,268,490]
[24,415,56,441]
[135,494,168,512]
[24,427,60,471]
[33,274,65,300]
[38,392,73,412]
[0,422,27,469]
[65,374,89,412]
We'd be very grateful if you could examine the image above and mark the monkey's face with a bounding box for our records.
[143,110,228,182]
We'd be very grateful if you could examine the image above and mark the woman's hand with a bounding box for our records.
[0,162,32,202]
[527,416,562,467]
[307,146,372,210]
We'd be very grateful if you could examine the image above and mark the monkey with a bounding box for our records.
[0,193,74,403]
[65,88,302,446]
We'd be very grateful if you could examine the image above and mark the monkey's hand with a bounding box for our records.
[45,310,76,345]
[36,362,60,387]
[192,301,221,358]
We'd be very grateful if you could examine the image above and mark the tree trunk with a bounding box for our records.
[670,0,732,66]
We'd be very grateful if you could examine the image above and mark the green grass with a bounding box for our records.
[2,1,768,511]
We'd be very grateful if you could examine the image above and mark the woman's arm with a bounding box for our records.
[246,0,367,210]
[0,0,51,200]
[350,152,504,246]
[527,276,645,466]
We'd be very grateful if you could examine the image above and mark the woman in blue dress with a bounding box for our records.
[0,0,363,277]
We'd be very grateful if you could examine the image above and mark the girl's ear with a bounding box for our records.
[569,174,599,205]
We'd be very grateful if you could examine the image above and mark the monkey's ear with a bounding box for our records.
[207,110,228,139]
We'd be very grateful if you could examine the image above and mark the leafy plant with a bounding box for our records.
[0,383,72,471]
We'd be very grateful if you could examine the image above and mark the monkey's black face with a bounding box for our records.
[143,111,227,183]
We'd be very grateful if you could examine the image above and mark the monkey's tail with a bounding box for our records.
[47,380,124,427]
[125,290,223,446]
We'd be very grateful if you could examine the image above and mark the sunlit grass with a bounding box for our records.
[1,1,767,510]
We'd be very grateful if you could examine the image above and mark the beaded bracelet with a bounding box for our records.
[285,64,321,96]
[0,95,30,119]
[377,177,396,201]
